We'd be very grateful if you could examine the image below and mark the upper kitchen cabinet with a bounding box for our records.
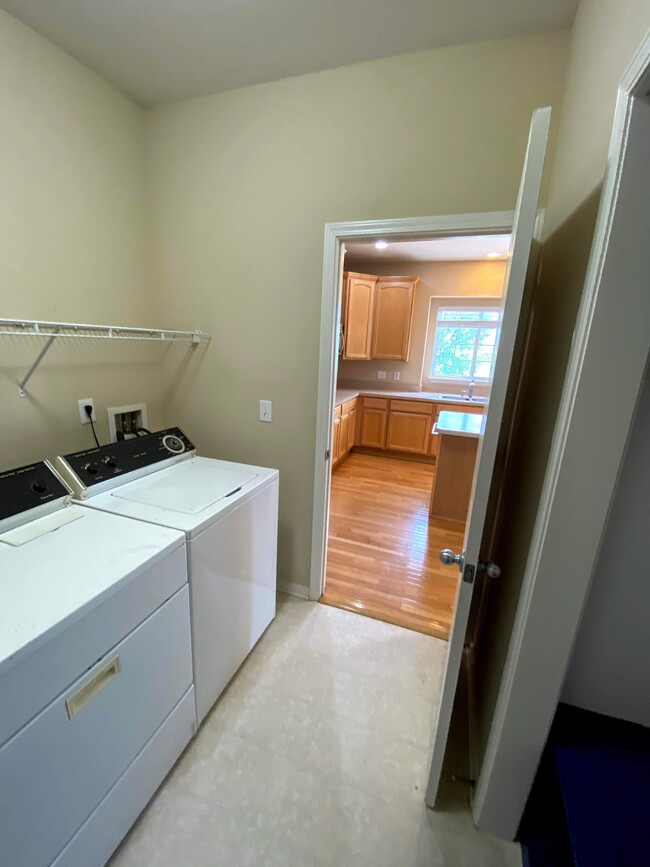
[341,272,377,360]
[370,276,419,361]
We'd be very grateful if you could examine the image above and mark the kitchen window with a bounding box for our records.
[427,305,502,383]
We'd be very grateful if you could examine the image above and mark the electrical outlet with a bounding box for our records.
[392,371,401,381]
[377,371,387,380]
[259,400,272,422]
[78,398,96,424]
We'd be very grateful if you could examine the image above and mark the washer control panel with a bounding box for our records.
[0,461,70,522]
[58,427,196,490]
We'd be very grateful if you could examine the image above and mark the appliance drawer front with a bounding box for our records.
[191,477,278,723]
[51,688,196,867]
[0,585,192,867]
[0,543,187,747]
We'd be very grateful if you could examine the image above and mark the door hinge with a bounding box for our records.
[462,563,475,584]
[325,449,330,461]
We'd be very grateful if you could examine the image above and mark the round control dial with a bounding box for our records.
[103,457,118,469]
[162,434,185,454]
[30,480,48,494]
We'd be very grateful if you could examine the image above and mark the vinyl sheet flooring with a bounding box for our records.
[110,594,521,867]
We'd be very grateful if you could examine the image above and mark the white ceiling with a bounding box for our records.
[1,0,577,105]
[345,234,512,263]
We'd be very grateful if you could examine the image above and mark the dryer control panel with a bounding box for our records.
[0,461,70,523]
[56,428,196,496]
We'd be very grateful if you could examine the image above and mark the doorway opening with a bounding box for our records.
[311,219,514,640]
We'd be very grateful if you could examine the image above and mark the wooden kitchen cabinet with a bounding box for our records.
[332,398,358,468]
[332,405,342,465]
[385,399,433,455]
[371,277,419,361]
[358,397,388,449]
[341,272,377,360]
[347,405,357,450]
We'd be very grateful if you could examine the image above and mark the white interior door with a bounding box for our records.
[425,107,551,806]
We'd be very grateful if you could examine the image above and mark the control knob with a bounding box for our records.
[162,434,185,454]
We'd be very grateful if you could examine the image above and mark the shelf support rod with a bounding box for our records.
[18,328,61,397]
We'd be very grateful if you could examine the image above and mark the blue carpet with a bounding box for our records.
[553,706,650,867]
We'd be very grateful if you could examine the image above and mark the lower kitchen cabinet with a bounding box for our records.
[385,399,433,455]
[333,406,342,464]
[358,397,388,448]
[332,398,358,468]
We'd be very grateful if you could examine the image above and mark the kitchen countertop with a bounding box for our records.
[436,410,484,439]
[335,387,488,408]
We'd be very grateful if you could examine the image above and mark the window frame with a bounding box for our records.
[423,296,503,386]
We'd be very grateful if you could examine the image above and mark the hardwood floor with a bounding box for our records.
[320,452,465,640]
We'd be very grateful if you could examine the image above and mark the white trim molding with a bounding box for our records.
[277,581,311,600]
[473,30,650,839]
[310,212,514,601]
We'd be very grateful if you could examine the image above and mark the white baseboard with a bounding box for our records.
[277,580,310,600]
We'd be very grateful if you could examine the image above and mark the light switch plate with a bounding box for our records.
[259,400,272,422]
[393,371,401,381]
[377,371,387,380]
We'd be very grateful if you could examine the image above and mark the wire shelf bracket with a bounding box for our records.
[0,317,211,397]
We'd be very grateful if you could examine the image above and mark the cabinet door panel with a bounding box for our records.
[340,413,351,458]
[348,408,357,450]
[359,408,387,449]
[342,273,377,360]
[386,411,431,454]
[371,278,418,360]
[333,417,341,464]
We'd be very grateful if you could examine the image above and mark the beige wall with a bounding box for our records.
[0,10,165,468]
[146,32,569,589]
[339,259,506,389]
[474,0,650,776]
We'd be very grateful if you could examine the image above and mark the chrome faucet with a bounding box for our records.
[468,379,476,400]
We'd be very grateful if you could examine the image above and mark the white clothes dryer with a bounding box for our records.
[0,459,193,867]
[57,428,279,725]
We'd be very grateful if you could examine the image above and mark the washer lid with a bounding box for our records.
[110,460,258,514]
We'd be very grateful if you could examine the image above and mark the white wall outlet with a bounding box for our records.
[392,371,401,381]
[377,371,387,380]
[259,400,272,422]
[77,398,96,424]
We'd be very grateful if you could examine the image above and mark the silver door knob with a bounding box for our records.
[480,561,502,579]
[439,549,464,568]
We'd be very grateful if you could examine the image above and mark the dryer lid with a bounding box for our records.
[110,461,258,514]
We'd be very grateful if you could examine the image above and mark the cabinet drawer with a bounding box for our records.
[342,398,357,415]
[334,404,342,419]
[362,396,388,410]
[0,585,193,867]
[389,399,433,415]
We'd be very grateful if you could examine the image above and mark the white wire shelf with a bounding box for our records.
[0,317,211,397]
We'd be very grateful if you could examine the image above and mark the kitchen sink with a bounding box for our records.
[440,394,488,403]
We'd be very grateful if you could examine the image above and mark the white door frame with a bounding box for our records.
[310,211,514,601]
[472,32,650,840]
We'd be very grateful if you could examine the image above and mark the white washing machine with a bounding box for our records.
[56,427,279,725]
[0,459,194,867]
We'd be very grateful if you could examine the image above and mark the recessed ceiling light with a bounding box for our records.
[486,251,501,258]
[375,241,388,250]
